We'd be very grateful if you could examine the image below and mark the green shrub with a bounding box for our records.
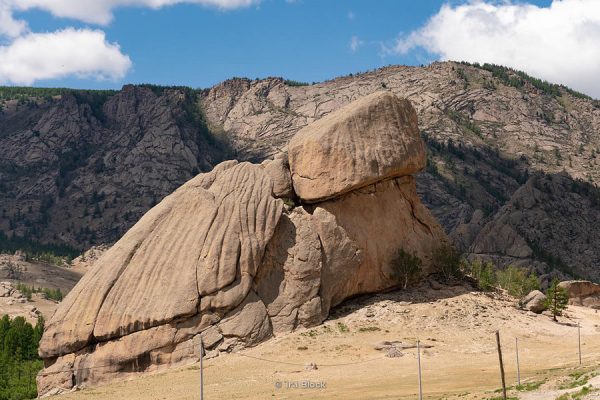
[14,284,63,302]
[464,259,496,291]
[433,244,462,280]
[14,284,33,301]
[495,265,539,297]
[515,379,545,391]
[390,249,422,288]
[283,79,310,87]
[358,326,381,332]
[463,261,540,295]
[40,287,64,302]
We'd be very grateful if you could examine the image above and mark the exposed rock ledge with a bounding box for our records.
[37,92,448,396]
[559,281,600,309]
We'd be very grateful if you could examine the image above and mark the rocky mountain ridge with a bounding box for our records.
[1,62,599,280]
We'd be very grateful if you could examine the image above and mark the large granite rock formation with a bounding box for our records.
[288,92,425,202]
[37,92,447,396]
[3,63,600,284]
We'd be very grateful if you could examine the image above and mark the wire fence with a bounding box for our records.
[6,322,597,399]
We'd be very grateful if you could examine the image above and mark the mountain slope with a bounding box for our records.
[0,86,230,247]
[1,62,599,279]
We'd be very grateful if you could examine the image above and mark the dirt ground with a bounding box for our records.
[2,257,86,293]
[49,282,600,400]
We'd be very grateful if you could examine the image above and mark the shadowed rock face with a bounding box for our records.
[37,92,447,396]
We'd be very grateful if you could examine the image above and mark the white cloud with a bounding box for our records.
[4,0,261,26]
[0,0,259,84]
[350,36,363,53]
[392,0,600,98]
[0,3,27,37]
[0,29,132,85]
[347,10,355,21]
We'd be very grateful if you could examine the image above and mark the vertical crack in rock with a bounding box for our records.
[396,177,435,237]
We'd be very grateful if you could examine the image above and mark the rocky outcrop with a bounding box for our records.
[0,281,43,321]
[520,290,547,313]
[558,281,600,308]
[70,246,109,270]
[468,173,600,281]
[37,93,447,395]
[0,281,26,302]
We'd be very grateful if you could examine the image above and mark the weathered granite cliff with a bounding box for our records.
[2,62,599,281]
[36,92,447,395]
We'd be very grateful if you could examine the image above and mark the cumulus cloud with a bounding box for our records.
[5,0,260,26]
[392,0,600,98]
[0,0,259,84]
[0,29,132,85]
[0,4,26,37]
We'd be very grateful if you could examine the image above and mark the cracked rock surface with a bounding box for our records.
[37,93,447,395]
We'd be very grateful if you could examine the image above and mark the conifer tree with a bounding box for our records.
[545,279,569,321]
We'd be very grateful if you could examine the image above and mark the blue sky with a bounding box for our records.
[3,0,600,98]
[5,0,458,89]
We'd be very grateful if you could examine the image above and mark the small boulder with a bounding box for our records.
[204,350,219,360]
[520,290,547,314]
[0,282,14,297]
[429,279,443,290]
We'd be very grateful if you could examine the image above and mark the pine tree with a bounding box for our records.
[545,278,569,321]
[0,315,10,353]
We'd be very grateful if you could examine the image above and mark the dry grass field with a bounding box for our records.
[49,283,600,400]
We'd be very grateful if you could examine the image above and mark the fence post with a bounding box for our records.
[496,331,507,400]
[578,323,582,366]
[417,340,423,400]
[200,337,205,400]
[515,337,520,386]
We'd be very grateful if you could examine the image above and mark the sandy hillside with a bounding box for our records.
[0,291,59,324]
[45,280,600,400]
[0,252,86,292]
[1,253,86,322]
